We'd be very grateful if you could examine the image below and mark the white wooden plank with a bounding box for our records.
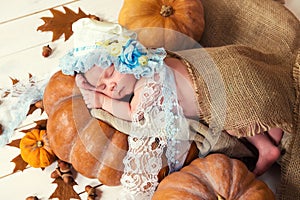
[0,0,78,24]
[0,162,57,199]
[0,0,123,61]
[0,37,72,87]
[0,12,52,59]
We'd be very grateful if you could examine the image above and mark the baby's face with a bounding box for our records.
[84,65,137,99]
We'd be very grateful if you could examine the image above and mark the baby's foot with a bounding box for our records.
[75,74,95,91]
[268,128,283,146]
[253,145,281,176]
[80,89,103,109]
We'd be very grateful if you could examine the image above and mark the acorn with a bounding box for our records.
[42,45,52,57]
[25,196,39,200]
[89,15,101,21]
[85,185,97,200]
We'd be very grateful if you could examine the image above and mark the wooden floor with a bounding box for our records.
[0,0,299,199]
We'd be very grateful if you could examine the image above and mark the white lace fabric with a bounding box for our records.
[0,75,49,146]
[120,65,192,199]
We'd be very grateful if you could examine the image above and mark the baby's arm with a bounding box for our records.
[79,88,134,121]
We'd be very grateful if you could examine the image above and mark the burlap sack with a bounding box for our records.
[196,1,299,199]
[92,0,299,199]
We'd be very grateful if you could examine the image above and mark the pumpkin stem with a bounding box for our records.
[217,194,226,200]
[36,140,44,148]
[160,5,174,17]
[0,124,3,135]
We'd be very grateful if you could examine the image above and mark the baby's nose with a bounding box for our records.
[109,82,117,91]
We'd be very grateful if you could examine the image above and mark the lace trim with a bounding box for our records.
[0,75,49,146]
[120,65,191,199]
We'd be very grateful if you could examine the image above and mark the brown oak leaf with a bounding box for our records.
[9,77,19,85]
[11,154,28,173]
[1,76,20,97]
[27,101,44,116]
[7,139,28,172]
[37,6,100,42]
[7,138,21,148]
[49,178,80,200]
[2,74,32,98]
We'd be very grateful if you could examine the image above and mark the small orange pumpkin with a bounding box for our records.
[153,153,275,200]
[118,0,205,50]
[20,129,56,168]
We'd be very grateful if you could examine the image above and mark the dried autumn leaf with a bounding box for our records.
[9,77,19,85]
[7,139,29,172]
[27,101,44,116]
[34,119,47,129]
[7,138,21,148]
[37,6,98,42]
[27,104,40,116]
[49,178,80,200]
[1,90,10,98]
[11,154,28,173]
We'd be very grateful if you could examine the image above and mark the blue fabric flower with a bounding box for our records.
[120,39,147,69]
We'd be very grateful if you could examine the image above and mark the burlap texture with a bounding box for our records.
[174,45,295,137]
[92,0,299,199]
[176,0,299,199]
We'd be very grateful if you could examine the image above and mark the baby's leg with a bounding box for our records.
[246,133,281,176]
[75,74,96,91]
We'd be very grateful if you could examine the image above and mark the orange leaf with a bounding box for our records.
[11,154,28,173]
[37,6,97,42]
[49,178,80,200]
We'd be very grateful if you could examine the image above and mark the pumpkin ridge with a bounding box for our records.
[22,137,36,146]
[182,168,217,198]
[228,159,249,198]
[95,130,127,179]
[158,171,214,199]
[47,94,81,116]
[231,159,260,198]
[186,160,218,196]
[70,118,105,161]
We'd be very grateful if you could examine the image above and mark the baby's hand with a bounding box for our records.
[75,74,95,91]
[80,88,104,109]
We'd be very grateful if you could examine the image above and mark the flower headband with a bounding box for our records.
[59,18,167,79]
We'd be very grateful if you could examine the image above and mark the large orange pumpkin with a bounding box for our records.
[118,0,205,50]
[43,71,199,186]
[152,153,275,200]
